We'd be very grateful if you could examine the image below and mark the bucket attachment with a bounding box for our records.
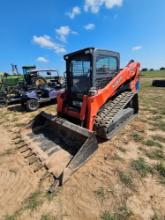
[20,112,98,186]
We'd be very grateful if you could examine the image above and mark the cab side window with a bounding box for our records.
[96,56,118,74]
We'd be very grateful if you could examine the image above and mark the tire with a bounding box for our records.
[21,101,26,109]
[26,99,39,111]
[152,80,165,87]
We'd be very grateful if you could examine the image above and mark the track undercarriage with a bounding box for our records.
[95,91,139,139]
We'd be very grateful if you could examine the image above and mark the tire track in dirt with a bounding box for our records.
[53,141,118,220]
[0,126,40,218]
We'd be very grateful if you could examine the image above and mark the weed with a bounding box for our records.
[152,213,164,220]
[95,187,106,201]
[131,132,143,142]
[153,115,163,120]
[40,213,55,220]
[149,109,157,114]
[118,171,133,188]
[158,121,165,131]
[101,205,131,220]
[131,158,153,177]
[143,139,155,146]
[23,191,43,211]
[143,139,163,148]
[160,108,165,115]
[151,121,165,132]
[155,162,165,178]
[148,115,163,121]
[154,142,163,148]
[151,135,165,143]
[118,147,126,153]
[101,211,117,220]
[117,205,132,219]
[146,150,164,160]
[4,214,17,220]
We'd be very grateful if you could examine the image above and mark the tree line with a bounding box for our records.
[142,67,165,72]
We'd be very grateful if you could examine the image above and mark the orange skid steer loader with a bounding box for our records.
[17,48,140,190]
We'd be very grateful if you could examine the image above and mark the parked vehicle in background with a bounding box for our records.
[19,69,65,111]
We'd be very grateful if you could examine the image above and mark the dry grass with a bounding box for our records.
[0,75,165,219]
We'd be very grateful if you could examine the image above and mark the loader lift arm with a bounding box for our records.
[86,61,140,130]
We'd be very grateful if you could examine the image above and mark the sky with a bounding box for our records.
[0,0,165,74]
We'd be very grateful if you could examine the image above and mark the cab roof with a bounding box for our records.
[64,47,120,60]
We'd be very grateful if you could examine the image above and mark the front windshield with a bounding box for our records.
[69,55,91,93]
[37,70,58,79]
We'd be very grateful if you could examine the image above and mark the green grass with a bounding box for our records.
[150,121,165,132]
[155,162,165,178]
[131,132,143,142]
[141,70,165,78]
[146,150,164,160]
[151,135,165,143]
[118,147,127,153]
[131,158,153,177]
[101,205,131,220]
[156,121,165,132]
[95,187,106,201]
[40,213,55,220]
[101,211,117,220]
[149,115,163,121]
[143,139,155,146]
[155,162,165,185]
[151,214,164,220]
[143,139,163,148]
[4,215,17,220]
[118,171,133,188]
[117,205,132,220]
[23,191,43,211]
[45,191,58,202]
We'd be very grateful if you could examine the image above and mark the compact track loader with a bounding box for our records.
[15,48,140,189]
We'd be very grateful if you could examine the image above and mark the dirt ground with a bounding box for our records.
[0,77,164,220]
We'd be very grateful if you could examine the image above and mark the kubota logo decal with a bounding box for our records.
[112,76,122,88]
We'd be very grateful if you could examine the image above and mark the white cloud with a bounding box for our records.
[36,57,49,63]
[33,35,66,53]
[66,6,81,19]
[84,0,123,13]
[84,23,95,30]
[132,45,143,51]
[56,26,77,43]
[104,0,123,8]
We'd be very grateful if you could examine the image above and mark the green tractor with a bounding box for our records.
[0,72,8,104]
[0,65,36,105]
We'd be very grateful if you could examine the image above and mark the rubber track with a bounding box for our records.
[95,91,135,131]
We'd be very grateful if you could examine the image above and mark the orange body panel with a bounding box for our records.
[57,61,140,131]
